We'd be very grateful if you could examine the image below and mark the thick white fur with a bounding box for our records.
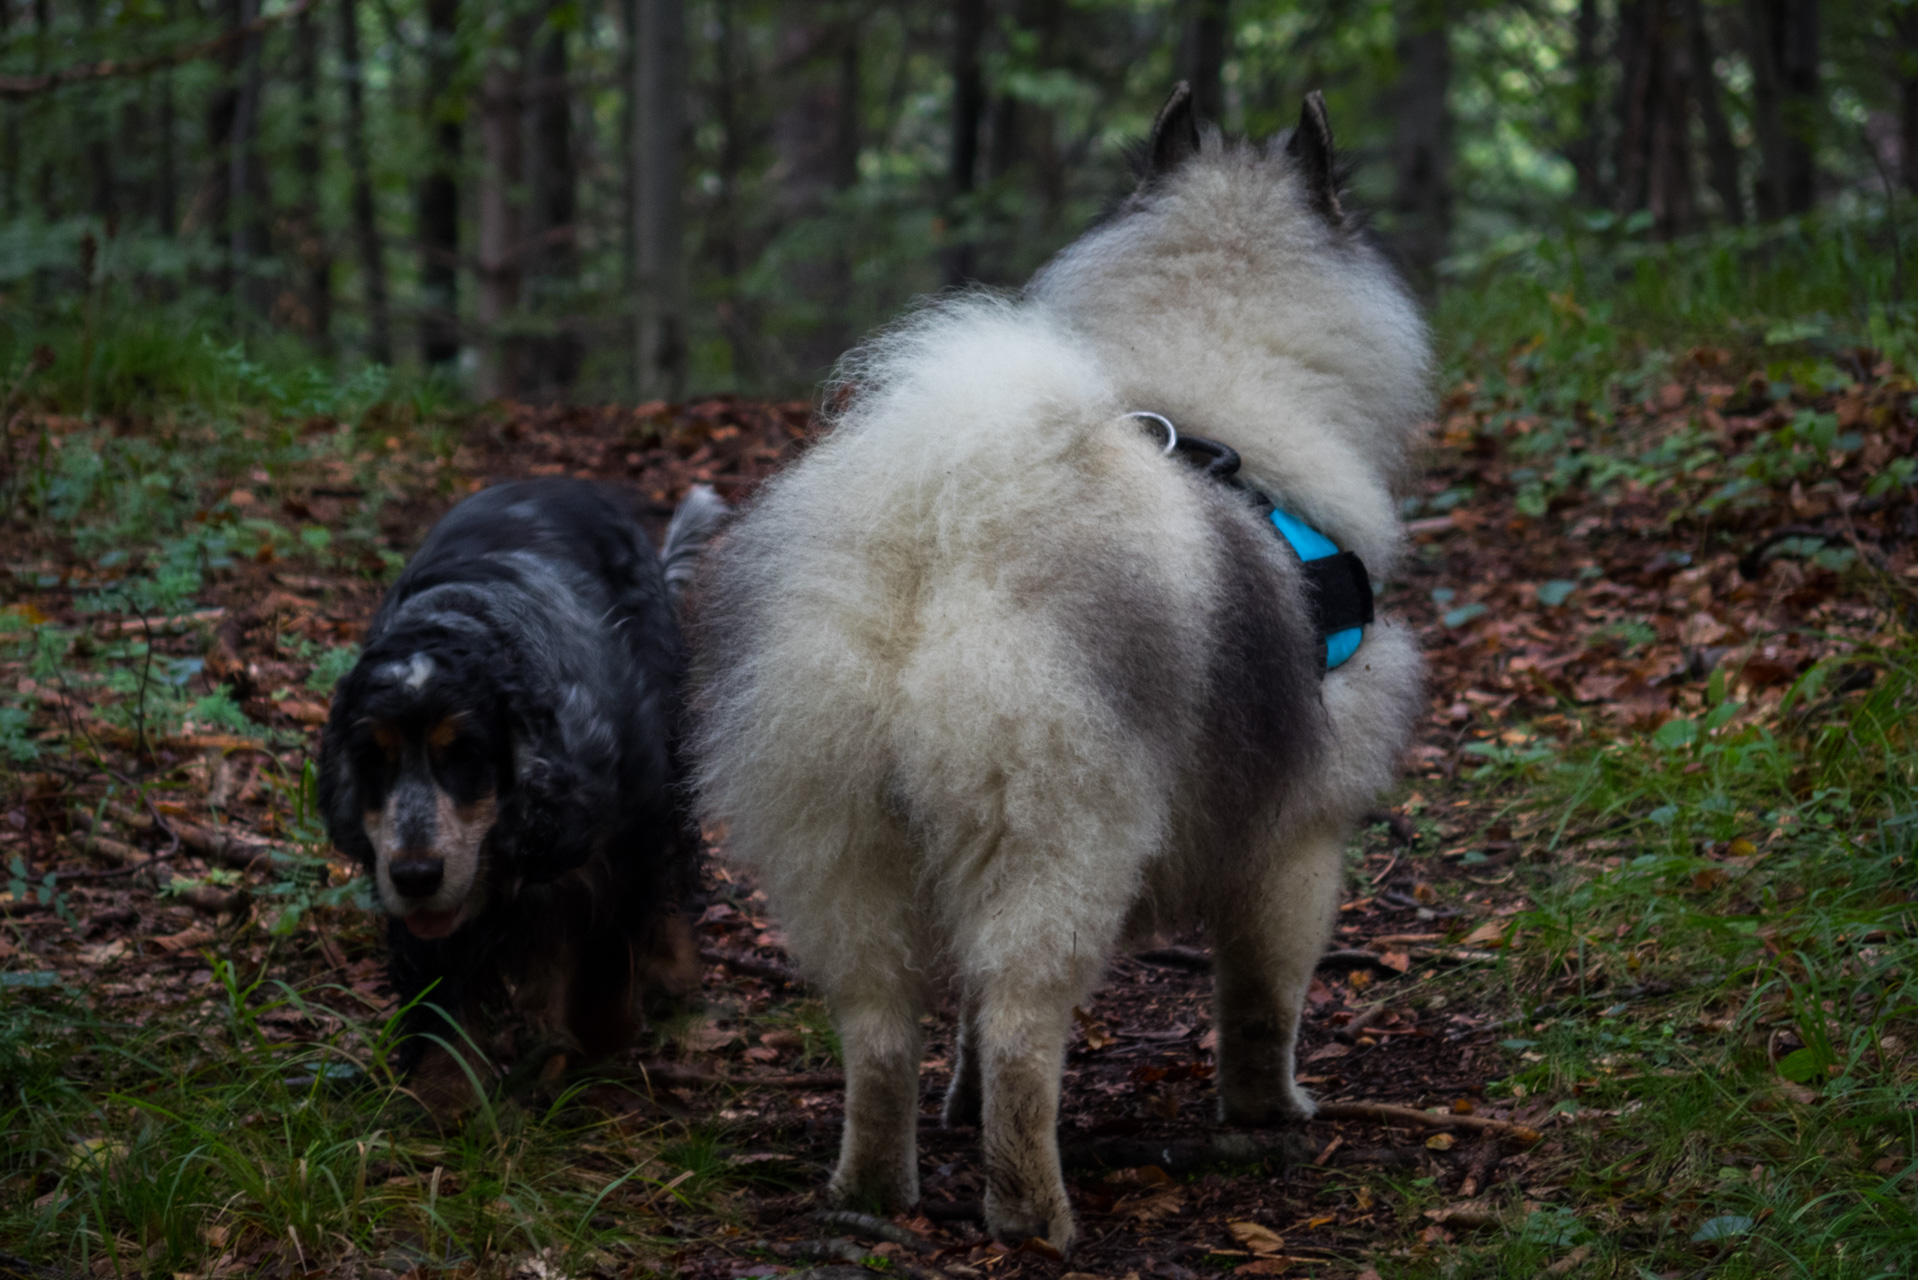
[694,134,1430,1251]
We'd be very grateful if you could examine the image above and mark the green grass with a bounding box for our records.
[1384,642,1918,1278]
[0,959,679,1274]
[1437,208,1917,390]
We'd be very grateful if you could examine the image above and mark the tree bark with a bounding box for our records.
[293,8,332,352]
[1178,0,1229,126]
[1392,0,1451,297]
[1614,0,1694,236]
[78,0,114,219]
[476,23,525,400]
[631,0,687,400]
[703,0,759,387]
[1686,0,1742,223]
[1571,0,1603,207]
[527,5,581,398]
[32,0,52,223]
[944,0,987,287]
[229,0,267,319]
[1902,10,1918,195]
[1744,0,1819,217]
[339,0,392,365]
[2,0,15,221]
[418,0,463,368]
[157,0,178,235]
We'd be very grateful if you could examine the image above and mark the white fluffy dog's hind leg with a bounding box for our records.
[974,971,1077,1250]
[808,866,931,1213]
[1208,823,1347,1124]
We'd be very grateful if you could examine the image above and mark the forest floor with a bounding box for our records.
[2,341,1916,1280]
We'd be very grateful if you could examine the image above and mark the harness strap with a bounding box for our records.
[1132,413,1375,671]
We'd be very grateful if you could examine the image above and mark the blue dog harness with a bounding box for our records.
[1128,412,1374,672]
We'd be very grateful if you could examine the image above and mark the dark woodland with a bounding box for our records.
[2,2,1917,1278]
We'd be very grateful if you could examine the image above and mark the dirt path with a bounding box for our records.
[4,354,1910,1277]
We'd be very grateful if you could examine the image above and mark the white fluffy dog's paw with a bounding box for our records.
[985,1186,1075,1254]
[826,1164,919,1216]
[1219,1079,1317,1126]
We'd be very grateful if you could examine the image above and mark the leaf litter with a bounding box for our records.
[0,345,1913,1276]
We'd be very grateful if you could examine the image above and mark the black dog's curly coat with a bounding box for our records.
[319,478,724,1111]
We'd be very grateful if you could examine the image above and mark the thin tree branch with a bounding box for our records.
[0,0,320,101]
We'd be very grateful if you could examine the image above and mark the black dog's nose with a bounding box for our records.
[389,858,445,899]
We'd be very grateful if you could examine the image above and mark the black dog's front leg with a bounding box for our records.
[384,922,490,1119]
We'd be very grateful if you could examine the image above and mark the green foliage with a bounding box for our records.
[1459,641,1918,1278]
[0,962,667,1274]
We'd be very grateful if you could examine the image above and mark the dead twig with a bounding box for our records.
[0,0,322,100]
[1134,945,1211,971]
[699,947,800,986]
[1059,1129,1313,1174]
[1315,1101,1541,1142]
[637,1062,845,1091]
[809,1210,930,1251]
[1335,1000,1394,1044]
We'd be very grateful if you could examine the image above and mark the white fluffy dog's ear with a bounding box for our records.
[1145,81,1201,179]
[1285,90,1344,223]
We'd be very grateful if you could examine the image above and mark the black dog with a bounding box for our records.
[319,478,726,1113]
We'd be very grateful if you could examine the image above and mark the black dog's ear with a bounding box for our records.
[1285,90,1343,223]
[1144,81,1201,181]
[317,697,377,869]
[499,682,618,881]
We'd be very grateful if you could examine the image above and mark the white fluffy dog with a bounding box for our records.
[692,86,1430,1250]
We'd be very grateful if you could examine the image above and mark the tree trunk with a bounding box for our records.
[1646,0,1694,236]
[1614,0,1694,235]
[339,0,392,365]
[1903,11,1918,195]
[419,0,462,368]
[1686,0,1742,223]
[528,6,582,399]
[229,0,267,320]
[1178,0,1229,126]
[1571,0,1603,207]
[294,8,332,353]
[476,29,525,401]
[1744,0,1819,217]
[632,0,687,400]
[157,0,178,236]
[2,0,15,222]
[79,0,115,219]
[943,0,988,288]
[704,0,760,388]
[1392,0,1451,297]
[202,0,242,299]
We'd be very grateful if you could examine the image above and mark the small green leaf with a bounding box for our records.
[1536,579,1577,607]
[1443,603,1489,628]
[1691,1214,1755,1242]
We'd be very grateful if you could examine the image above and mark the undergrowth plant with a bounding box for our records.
[1425,641,1918,1279]
[0,960,674,1275]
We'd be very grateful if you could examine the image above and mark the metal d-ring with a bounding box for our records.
[1125,411,1178,456]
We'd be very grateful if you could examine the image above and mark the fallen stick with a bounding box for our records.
[1134,945,1212,971]
[1316,1101,1541,1142]
[1136,946,1407,978]
[810,1210,931,1250]
[637,1062,845,1091]
[1059,1129,1313,1174]
[1335,1001,1394,1044]
[700,947,801,986]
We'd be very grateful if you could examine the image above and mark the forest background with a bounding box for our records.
[3,2,1918,1277]
[0,0,1910,404]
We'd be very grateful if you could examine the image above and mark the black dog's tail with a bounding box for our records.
[660,484,731,605]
